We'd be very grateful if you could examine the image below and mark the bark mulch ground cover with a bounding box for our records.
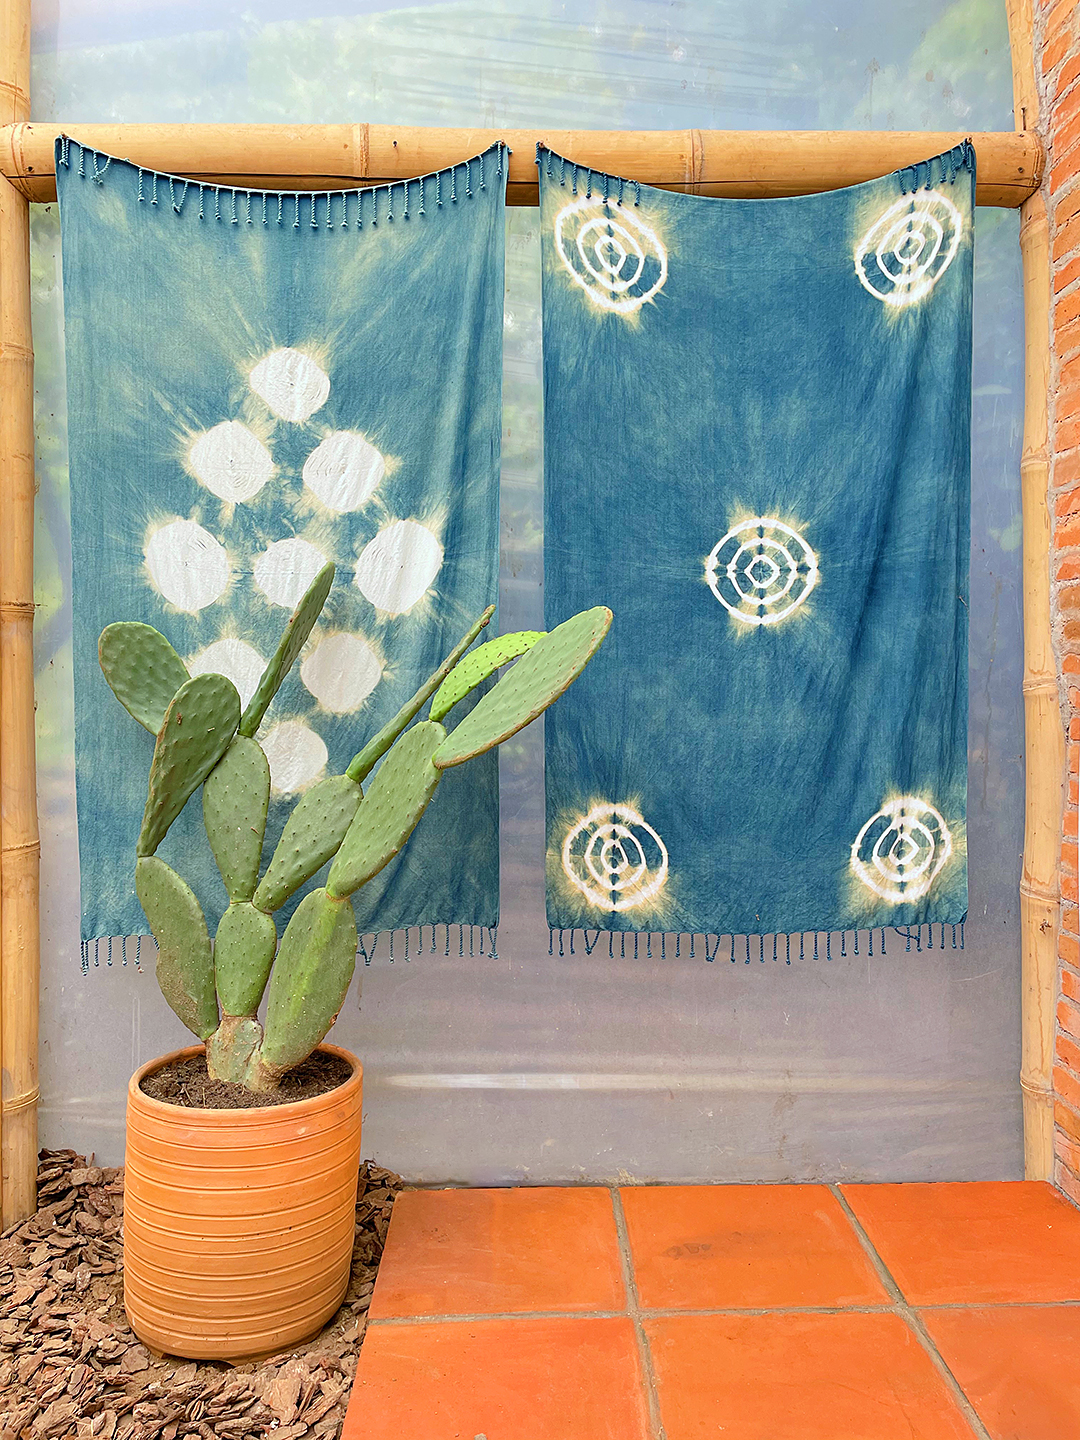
[0,1149,402,1440]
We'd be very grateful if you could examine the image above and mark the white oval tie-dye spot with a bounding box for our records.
[302,431,386,513]
[253,536,329,609]
[188,638,267,709]
[355,519,444,615]
[249,348,330,423]
[301,632,383,712]
[188,420,274,503]
[144,519,230,613]
[260,720,329,794]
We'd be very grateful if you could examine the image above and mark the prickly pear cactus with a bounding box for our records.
[203,736,271,902]
[434,607,611,769]
[429,630,544,723]
[346,605,494,783]
[213,901,278,1018]
[98,622,189,735]
[239,562,335,738]
[137,673,241,858]
[135,856,218,1040]
[251,774,363,914]
[329,720,445,899]
[257,888,358,1083]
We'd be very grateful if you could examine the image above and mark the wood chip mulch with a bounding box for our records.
[0,1148,402,1440]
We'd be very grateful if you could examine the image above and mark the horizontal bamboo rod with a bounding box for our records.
[0,124,1042,208]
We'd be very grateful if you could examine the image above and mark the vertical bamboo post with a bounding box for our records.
[0,0,35,1225]
[1008,0,1063,1179]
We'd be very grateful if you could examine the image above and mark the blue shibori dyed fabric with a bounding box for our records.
[58,137,506,945]
[540,144,973,940]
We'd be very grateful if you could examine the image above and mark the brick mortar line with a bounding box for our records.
[610,1188,667,1440]
[829,1185,992,1440]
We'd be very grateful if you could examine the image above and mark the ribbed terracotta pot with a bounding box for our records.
[123,1042,363,1361]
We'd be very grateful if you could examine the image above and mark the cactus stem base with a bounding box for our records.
[206,1015,264,1085]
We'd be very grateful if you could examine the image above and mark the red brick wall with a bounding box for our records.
[1040,0,1080,1202]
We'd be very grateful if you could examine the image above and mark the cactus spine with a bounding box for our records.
[104,575,609,1095]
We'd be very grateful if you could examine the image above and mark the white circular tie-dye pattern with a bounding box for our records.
[260,720,329,793]
[355,519,444,614]
[301,632,383,712]
[706,518,818,625]
[188,638,267,709]
[302,431,386,512]
[188,421,274,503]
[562,802,669,912]
[253,536,330,609]
[850,796,953,904]
[854,191,964,308]
[554,194,668,315]
[249,348,330,422]
[144,519,230,613]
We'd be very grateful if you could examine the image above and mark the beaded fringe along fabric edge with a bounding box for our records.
[56,133,509,228]
[79,921,964,975]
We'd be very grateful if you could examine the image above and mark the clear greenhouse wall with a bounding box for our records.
[31,0,1026,1182]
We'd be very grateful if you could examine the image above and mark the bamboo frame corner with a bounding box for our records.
[0,0,1060,1221]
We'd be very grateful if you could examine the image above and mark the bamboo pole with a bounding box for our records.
[0,123,1042,208]
[0,0,34,1226]
[1008,0,1063,1180]
[0,170,35,1226]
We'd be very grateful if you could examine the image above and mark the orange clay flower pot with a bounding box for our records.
[123,1042,362,1361]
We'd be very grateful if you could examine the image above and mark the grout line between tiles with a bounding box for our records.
[367,1296,1080,1326]
[830,1184,993,1440]
[611,1187,668,1440]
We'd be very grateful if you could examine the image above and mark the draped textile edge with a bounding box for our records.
[537,141,974,955]
[58,136,511,969]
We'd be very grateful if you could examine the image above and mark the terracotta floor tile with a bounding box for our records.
[368,1186,625,1318]
[645,1312,976,1440]
[620,1183,889,1310]
[342,1316,650,1440]
[840,1181,1080,1304]
[921,1305,1080,1440]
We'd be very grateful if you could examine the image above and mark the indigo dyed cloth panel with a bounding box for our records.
[541,144,973,946]
[58,138,506,950]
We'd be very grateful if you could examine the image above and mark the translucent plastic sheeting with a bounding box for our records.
[31,0,1025,1180]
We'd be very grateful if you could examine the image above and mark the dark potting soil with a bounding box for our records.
[139,1049,353,1109]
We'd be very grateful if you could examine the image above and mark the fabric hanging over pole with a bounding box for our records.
[57,138,507,956]
[540,143,973,948]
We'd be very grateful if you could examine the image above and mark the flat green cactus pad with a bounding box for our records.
[260,888,357,1074]
[434,607,612,769]
[252,773,363,913]
[429,630,545,722]
[213,901,278,1017]
[135,855,219,1040]
[137,671,240,858]
[346,605,494,783]
[328,720,445,899]
[137,673,241,857]
[239,562,335,737]
[98,622,190,735]
[203,736,271,902]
